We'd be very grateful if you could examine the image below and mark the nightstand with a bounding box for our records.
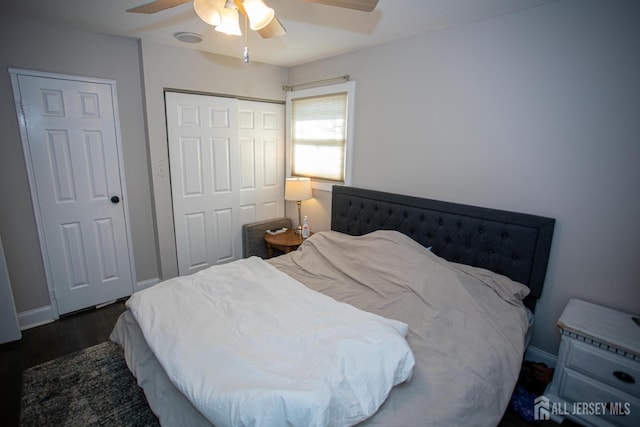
[545,299,640,426]
[264,229,309,258]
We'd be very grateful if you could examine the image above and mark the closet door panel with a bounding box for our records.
[167,92,284,275]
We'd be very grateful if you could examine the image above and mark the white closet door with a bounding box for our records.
[166,92,284,276]
[238,100,285,225]
[11,70,135,315]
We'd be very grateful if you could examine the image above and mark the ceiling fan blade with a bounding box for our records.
[126,0,191,14]
[257,15,287,39]
[302,0,379,12]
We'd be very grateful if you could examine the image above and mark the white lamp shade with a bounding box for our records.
[285,178,312,201]
[243,0,275,31]
[193,0,221,26]
[215,6,242,36]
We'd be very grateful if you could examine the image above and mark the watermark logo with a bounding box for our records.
[534,395,550,421]
[534,396,631,421]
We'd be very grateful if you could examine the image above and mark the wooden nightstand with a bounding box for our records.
[264,229,309,258]
[545,299,640,426]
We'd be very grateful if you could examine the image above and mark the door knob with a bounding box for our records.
[110,196,120,204]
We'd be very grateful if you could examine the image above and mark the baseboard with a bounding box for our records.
[18,278,159,331]
[525,345,557,368]
[136,277,160,291]
[18,305,55,330]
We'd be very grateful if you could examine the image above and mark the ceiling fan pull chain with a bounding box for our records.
[243,14,250,63]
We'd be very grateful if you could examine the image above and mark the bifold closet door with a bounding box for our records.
[166,92,284,276]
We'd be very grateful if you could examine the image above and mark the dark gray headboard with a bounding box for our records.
[331,186,554,311]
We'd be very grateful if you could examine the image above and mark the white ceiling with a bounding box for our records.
[0,0,555,67]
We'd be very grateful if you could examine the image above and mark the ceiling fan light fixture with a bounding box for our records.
[242,0,275,31]
[215,3,242,36]
[193,0,221,26]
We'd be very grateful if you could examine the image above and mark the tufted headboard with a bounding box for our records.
[331,186,555,311]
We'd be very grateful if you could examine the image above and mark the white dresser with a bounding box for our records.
[546,299,640,426]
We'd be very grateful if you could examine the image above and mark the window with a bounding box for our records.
[286,81,355,191]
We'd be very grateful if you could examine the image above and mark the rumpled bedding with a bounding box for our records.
[125,255,415,427]
[269,230,530,426]
[113,229,531,426]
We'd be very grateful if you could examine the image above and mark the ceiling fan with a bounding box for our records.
[127,0,379,38]
[127,0,378,62]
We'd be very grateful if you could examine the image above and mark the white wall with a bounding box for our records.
[288,0,640,354]
[0,14,157,313]
[139,40,288,279]
[0,235,21,343]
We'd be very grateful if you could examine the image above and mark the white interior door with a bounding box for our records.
[166,92,284,276]
[11,70,135,315]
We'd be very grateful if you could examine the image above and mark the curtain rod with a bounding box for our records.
[163,88,284,105]
[283,74,350,91]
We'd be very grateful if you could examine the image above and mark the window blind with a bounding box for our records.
[291,92,348,182]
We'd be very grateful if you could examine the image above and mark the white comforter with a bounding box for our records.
[125,257,415,427]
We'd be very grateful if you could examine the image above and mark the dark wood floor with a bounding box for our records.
[0,300,127,427]
[0,299,571,427]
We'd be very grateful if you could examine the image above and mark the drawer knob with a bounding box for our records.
[613,370,635,384]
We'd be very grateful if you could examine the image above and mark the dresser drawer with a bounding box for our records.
[565,338,640,397]
[559,369,639,427]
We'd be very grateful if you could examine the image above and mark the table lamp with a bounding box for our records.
[284,177,312,234]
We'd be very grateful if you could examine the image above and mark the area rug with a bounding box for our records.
[21,341,159,426]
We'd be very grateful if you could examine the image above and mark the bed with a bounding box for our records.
[110,186,555,426]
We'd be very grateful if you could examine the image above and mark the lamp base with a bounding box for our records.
[297,201,303,234]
